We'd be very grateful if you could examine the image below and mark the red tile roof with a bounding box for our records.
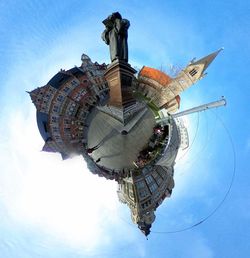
[139,66,172,86]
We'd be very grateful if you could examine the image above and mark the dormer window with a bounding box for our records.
[189,68,198,77]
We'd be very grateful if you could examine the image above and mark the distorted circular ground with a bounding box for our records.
[87,107,156,170]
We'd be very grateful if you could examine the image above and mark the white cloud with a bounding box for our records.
[0,19,138,252]
[0,105,140,254]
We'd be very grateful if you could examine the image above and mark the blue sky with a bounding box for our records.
[0,0,249,257]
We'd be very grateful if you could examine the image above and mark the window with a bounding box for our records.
[139,189,148,199]
[71,80,79,87]
[189,68,198,77]
[77,132,83,137]
[43,122,48,132]
[137,181,145,189]
[142,167,149,175]
[75,95,81,101]
[141,200,151,209]
[179,79,186,88]
[128,184,134,199]
[57,95,64,102]
[51,116,57,123]
[53,105,59,112]
[145,175,153,185]
[63,86,70,93]
[52,127,58,133]
[149,183,158,193]
[157,167,166,178]
[155,176,163,185]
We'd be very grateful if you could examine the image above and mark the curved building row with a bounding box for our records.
[29,49,222,236]
[29,55,108,160]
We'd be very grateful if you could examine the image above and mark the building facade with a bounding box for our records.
[117,165,175,236]
[29,55,109,160]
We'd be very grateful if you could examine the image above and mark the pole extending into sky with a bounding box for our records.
[172,97,226,118]
[157,98,226,123]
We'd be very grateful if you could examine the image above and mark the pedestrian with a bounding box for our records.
[87,143,101,154]
[95,157,101,163]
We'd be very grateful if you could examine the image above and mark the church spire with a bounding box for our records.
[176,48,224,84]
[190,47,224,76]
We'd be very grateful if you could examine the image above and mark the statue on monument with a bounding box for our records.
[102,12,130,63]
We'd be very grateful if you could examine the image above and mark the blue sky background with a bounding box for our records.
[0,1,249,257]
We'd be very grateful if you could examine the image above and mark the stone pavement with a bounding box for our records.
[87,107,156,170]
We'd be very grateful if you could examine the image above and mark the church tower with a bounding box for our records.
[137,49,223,111]
[172,48,224,91]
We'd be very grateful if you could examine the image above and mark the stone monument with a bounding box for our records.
[101,12,141,125]
[101,12,129,62]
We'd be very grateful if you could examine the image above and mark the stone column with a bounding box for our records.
[104,60,138,125]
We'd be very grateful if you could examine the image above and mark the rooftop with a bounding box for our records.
[139,66,172,86]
